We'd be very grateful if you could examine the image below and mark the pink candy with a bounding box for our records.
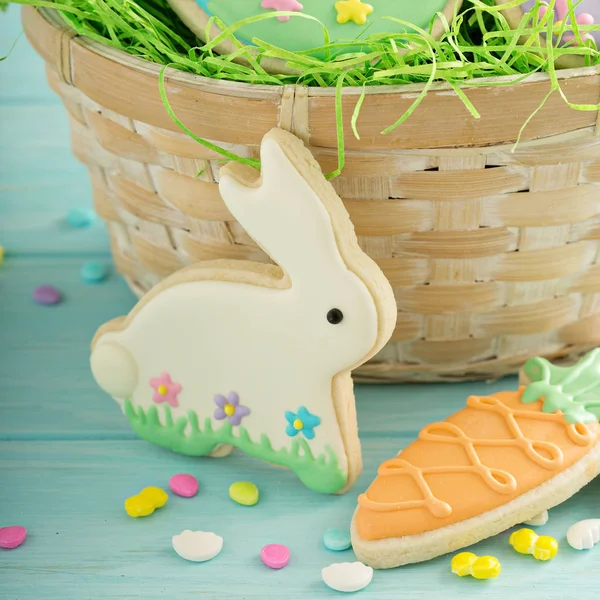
[169,473,199,498]
[261,544,290,569]
[0,526,27,549]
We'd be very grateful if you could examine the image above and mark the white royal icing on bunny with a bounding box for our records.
[90,129,396,494]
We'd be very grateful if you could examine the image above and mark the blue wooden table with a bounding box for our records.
[2,6,600,598]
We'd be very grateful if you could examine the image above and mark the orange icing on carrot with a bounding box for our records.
[356,389,599,542]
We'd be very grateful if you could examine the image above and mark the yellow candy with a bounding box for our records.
[509,528,558,561]
[451,552,501,580]
[140,486,169,508]
[125,486,168,517]
[125,494,155,518]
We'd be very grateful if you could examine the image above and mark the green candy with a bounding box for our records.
[229,481,259,506]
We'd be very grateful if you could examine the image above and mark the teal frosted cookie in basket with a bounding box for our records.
[168,0,462,56]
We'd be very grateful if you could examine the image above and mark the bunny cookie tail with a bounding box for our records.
[90,340,139,399]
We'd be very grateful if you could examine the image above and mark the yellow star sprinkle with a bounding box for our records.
[335,0,373,25]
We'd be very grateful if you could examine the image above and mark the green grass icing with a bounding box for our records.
[123,400,347,493]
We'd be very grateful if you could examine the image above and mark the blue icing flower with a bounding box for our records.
[285,406,321,439]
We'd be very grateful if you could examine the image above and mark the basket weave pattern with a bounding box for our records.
[23,7,600,382]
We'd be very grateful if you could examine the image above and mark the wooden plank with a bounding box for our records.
[0,104,109,255]
[0,7,60,106]
[3,437,600,600]
[0,180,110,256]
[0,258,137,440]
[0,105,83,186]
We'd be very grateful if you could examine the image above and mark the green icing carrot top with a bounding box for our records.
[521,349,600,424]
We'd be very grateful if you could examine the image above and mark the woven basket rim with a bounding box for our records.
[37,6,600,98]
[25,7,600,383]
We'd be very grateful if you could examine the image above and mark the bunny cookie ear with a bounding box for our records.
[219,129,346,283]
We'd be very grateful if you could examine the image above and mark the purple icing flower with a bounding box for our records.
[213,392,250,426]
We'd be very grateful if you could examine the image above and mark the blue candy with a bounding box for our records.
[323,528,351,552]
[81,261,109,283]
[67,207,96,228]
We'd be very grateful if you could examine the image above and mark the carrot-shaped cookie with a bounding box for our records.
[352,352,600,567]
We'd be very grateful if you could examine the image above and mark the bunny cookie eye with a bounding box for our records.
[327,308,344,325]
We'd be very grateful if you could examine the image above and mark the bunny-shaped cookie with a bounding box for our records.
[90,128,397,493]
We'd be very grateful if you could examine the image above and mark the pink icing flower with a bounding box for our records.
[261,0,303,23]
[149,372,182,408]
[538,0,595,44]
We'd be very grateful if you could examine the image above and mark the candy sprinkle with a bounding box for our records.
[124,494,155,518]
[139,486,168,508]
[125,486,168,518]
[323,528,352,552]
[229,481,259,506]
[81,261,109,283]
[451,552,501,580]
[32,285,62,306]
[0,526,27,550]
[172,530,223,562]
[322,562,373,593]
[67,207,96,228]
[169,474,199,498]
[510,528,558,561]
[261,544,290,569]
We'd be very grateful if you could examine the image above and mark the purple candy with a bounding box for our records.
[32,285,62,306]
[0,526,27,549]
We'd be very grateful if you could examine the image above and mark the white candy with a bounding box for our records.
[523,510,549,527]
[567,520,600,551]
[172,530,223,562]
[322,562,373,593]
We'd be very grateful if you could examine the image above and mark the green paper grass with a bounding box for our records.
[124,400,347,493]
[7,0,600,175]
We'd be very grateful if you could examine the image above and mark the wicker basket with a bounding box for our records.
[23,6,600,383]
